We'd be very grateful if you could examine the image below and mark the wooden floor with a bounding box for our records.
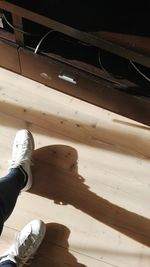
[0,67,150,267]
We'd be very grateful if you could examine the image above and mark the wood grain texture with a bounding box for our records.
[0,67,150,267]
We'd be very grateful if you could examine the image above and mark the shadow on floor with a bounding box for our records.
[29,145,150,247]
[0,100,150,159]
[30,223,86,267]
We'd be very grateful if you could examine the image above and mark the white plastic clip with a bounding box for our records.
[58,74,77,84]
[0,17,4,28]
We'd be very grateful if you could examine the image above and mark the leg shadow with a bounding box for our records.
[30,223,86,267]
[29,145,150,247]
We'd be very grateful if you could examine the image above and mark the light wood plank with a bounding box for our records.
[0,67,150,159]
[0,67,150,267]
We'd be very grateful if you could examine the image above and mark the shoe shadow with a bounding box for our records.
[30,223,86,267]
[29,145,150,247]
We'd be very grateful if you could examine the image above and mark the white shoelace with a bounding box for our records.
[14,231,36,266]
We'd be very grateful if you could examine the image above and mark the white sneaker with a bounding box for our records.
[8,129,35,191]
[0,220,46,266]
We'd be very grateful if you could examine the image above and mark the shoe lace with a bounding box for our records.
[9,142,34,168]
[14,231,36,266]
[8,159,34,168]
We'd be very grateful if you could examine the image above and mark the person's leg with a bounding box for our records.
[0,130,34,234]
[0,260,16,267]
[0,168,27,230]
[0,220,46,267]
[0,131,45,267]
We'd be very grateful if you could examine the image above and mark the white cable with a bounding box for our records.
[98,50,123,86]
[34,30,55,54]
[130,60,150,82]
[3,14,32,35]
[98,49,110,75]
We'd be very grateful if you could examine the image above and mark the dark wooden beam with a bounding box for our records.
[11,13,24,45]
[19,47,150,126]
[0,1,150,68]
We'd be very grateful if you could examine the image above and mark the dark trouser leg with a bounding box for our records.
[0,167,26,235]
[0,260,17,267]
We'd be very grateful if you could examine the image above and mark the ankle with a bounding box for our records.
[0,255,16,265]
[8,167,28,190]
[18,166,28,189]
